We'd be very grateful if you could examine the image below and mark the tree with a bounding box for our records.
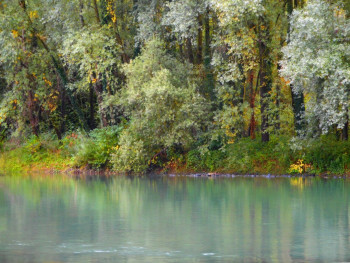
[112,39,210,172]
[0,0,65,137]
[281,0,350,139]
[210,0,280,142]
[61,26,122,127]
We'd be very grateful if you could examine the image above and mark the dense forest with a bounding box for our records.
[0,0,350,174]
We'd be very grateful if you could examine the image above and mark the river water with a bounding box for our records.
[0,174,349,262]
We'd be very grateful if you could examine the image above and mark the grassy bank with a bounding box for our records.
[0,137,72,173]
[0,128,118,173]
[1,129,350,176]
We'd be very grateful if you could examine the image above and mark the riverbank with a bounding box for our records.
[1,133,350,176]
[0,147,116,175]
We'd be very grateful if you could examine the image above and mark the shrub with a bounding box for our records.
[303,136,350,174]
[72,126,121,168]
[186,149,203,170]
[186,148,226,172]
[111,127,152,173]
[222,136,293,174]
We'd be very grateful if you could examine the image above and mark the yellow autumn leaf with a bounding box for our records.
[11,30,19,38]
[29,11,39,19]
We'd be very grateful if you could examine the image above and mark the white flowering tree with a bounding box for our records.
[281,0,350,139]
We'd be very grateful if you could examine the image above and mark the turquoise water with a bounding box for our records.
[0,174,349,262]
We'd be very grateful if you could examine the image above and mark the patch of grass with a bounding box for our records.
[0,134,72,172]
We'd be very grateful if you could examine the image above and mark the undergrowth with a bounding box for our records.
[1,132,350,175]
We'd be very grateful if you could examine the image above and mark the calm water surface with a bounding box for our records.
[0,174,349,262]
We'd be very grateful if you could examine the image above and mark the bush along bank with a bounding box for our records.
[1,128,350,176]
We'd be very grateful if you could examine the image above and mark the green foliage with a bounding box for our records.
[302,137,350,174]
[112,38,210,172]
[0,0,349,175]
[0,132,70,172]
[281,0,350,135]
[186,148,226,172]
[0,128,121,171]
[72,126,121,168]
[61,26,121,92]
[21,133,60,161]
[185,136,295,174]
[221,136,292,174]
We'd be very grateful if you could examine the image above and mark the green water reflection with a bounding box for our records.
[0,174,349,262]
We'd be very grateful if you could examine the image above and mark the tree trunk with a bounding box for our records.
[259,69,271,143]
[275,85,281,131]
[185,38,194,64]
[92,73,108,127]
[342,111,349,141]
[27,90,39,137]
[89,84,96,130]
[53,121,62,140]
[275,64,282,131]
[179,43,184,59]
[196,14,203,65]
[93,0,101,24]
[204,7,215,99]
[248,70,256,139]
[79,0,85,27]
[291,89,305,136]
[287,0,306,137]
[258,17,272,143]
[58,73,65,136]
